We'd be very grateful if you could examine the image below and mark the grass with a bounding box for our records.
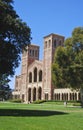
[0,102,83,130]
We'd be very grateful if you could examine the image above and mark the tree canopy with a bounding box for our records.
[0,0,31,83]
[0,84,12,101]
[52,27,83,90]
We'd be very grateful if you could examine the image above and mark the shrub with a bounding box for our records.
[9,99,22,103]
[33,100,46,104]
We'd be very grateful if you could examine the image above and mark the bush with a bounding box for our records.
[33,100,46,104]
[9,99,22,103]
[73,103,81,106]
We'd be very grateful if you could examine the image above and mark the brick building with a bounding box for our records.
[12,33,80,103]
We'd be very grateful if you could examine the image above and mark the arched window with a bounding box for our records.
[34,67,37,82]
[54,39,56,48]
[29,72,32,83]
[39,70,42,82]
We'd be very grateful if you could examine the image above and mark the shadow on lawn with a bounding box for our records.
[0,109,68,117]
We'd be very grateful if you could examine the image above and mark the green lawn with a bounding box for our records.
[0,102,83,130]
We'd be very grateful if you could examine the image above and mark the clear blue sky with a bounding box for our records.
[9,0,83,89]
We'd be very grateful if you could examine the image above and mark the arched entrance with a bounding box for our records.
[38,87,42,100]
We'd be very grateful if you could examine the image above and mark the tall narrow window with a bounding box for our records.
[39,70,42,82]
[54,39,56,48]
[34,67,37,82]
[29,72,32,83]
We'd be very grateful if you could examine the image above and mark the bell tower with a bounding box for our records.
[43,33,64,100]
[21,44,39,102]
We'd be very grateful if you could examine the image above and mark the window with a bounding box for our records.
[29,72,32,83]
[54,39,56,48]
[34,67,37,82]
[39,70,42,82]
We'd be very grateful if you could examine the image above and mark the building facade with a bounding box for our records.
[12,33,80,103]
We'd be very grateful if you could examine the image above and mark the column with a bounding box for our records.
[60,93,62,101]
[68,93,70,101]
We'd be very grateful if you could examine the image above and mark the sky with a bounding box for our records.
[9,0,83,89]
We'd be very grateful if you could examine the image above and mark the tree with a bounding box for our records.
[0,84,12,101]
[0,0,31,83]
[52,27,83,101]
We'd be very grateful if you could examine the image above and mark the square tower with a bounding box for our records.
[43,33,65,100]
[21,44,39,102]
